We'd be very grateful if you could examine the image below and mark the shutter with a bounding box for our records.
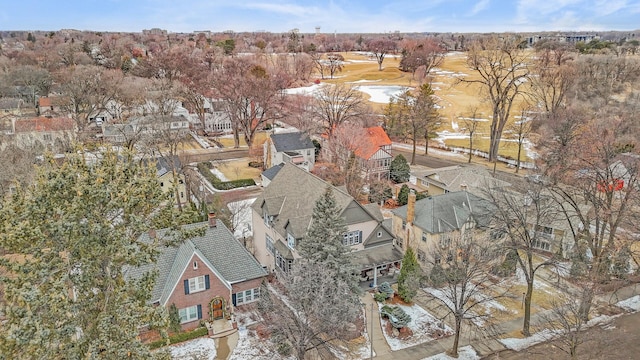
[359,230,363,244]
[232,293,237,307]
[184,279,189,295]
[205,275,210,290]
[197,304,202,319]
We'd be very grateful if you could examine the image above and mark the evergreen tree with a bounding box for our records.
[397,184,410,205]
[390,154,410,183]
[398,247,421,302]
[0,150,195,359]
[299,186,359,293]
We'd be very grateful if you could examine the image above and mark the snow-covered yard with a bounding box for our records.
[354,85,409,103]
[616,295,640,312]
[170,338,216,360]
[378,302,452,351]
[422,345,479,360]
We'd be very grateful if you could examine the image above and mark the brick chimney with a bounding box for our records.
[208,212,217,228]
[407,190,416,225]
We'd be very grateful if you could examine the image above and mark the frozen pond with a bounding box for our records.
[355,85,410,103]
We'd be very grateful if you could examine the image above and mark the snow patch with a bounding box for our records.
[170,338,216,360]
[284,84,324,96]
[616,295,640,312]
[499,328,562,351]
[229,327,294,360]
[210,168,229,182]
[354,85,409,104]
[378,303,452,351]
[422,345,480,360]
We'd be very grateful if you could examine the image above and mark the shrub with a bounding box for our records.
[380,305,411,329]
[148,326,209,349]
[378,282,394,299]
[197,162,256,190]
[374,292,388,302]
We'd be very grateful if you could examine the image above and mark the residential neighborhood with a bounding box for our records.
[1,8,640,360]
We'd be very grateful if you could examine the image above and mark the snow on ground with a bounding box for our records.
[229,327,294,360]
[616,295,640,312]
[170,338,216,360]
[499,328,562,351]
[284,83,324,96]
[210,168,229,182]
[392,142,467,160]
[228,198,256,238]
[422,345,480,360]
[378,302,452,351]
[354,85,409,103]
[347,79,382,83]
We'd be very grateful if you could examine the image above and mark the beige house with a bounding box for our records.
[154,156,187,207]
[11,117,76,152]
[251,162,401,280]
[391,190,495,269]
[410,164,511,197]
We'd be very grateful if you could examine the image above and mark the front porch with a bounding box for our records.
[351,243,404,288]
[205,318,237,339]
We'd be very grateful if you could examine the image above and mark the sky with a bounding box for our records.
[1,0,639,34]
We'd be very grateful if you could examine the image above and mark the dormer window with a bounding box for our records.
[287,232,296,249]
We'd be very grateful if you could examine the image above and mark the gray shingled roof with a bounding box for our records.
[126,221,267,305]
[251,162,370,240]
[392,191,495,234]
[350,244,404,268]
[415,165,511,195]
[261,163,285,181]
[270,132,314,152]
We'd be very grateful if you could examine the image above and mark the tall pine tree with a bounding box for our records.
[398,247,421,302]
[0,150,194,359]
[299,186,360,293]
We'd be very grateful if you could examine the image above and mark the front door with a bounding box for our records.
[212,298,224,320]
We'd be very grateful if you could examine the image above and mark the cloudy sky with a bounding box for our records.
[2,0,639,33]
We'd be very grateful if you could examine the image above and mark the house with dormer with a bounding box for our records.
[251,162,402,281]
[391,190,495,269]
[127,215,267,332]
[263,131,315,172]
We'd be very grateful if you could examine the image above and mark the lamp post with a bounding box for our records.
[370,302,374,360]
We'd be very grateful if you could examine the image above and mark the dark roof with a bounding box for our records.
[392,191,495,234]
[126,221,267,305]
[261,163,285,181]
[252,162,373,240]
[270,132,314,152]
[350,244,404,269]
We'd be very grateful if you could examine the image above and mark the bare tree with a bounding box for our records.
[537,294,588,359]
[399,38,446,83]
[461,35,530,163]
[212,56,288,148]
[366,38,397,71]
[325,53,344,79]
[529,41,576,118]
[460,107,482,164]
[425,235,505,357]
[486,184,561,336]
[258,261,361,360]
[508,107,533,174]
[311,84,370,139]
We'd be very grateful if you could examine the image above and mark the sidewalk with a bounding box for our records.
[366,282,640,359]
[362,292,392,358]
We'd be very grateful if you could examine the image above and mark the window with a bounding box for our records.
[342,231,362,246]
[377,231,383,238]
[266,235,275,255]
[262,209,273,227]
[434,254,442,264]
[287,232,296,249]
[188,275,206,293]
[276,250,293,273]
[43,134,52,141]
[193,261,198,270]
[417,249,426,262]
[397,237,403,248]
[532,238,551,251]
[178,305,199,323]
[421,233,427,242]
[402,220,407,230]
[439,234,451,248]
[235,288,261,305]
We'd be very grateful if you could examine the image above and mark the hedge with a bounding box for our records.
[197,162,256,190]
[148,326,209,350]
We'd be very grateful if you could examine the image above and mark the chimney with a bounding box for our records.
[460,183,468,192]
[208,212,217,228]
[148,228,156,239]
[407,190,416,225]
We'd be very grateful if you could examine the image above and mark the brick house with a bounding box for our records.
[128,215,267,331]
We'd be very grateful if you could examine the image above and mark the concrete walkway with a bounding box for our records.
[362,292,393,358]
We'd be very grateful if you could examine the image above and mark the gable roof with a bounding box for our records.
[261,163,285,181]
[127,221,267,305]
[14,117,76,132]
[392,191,495,234]
[353,126,392,160]
[252,162,372,239]
[270,132,314,152]
[415,165,511,195]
